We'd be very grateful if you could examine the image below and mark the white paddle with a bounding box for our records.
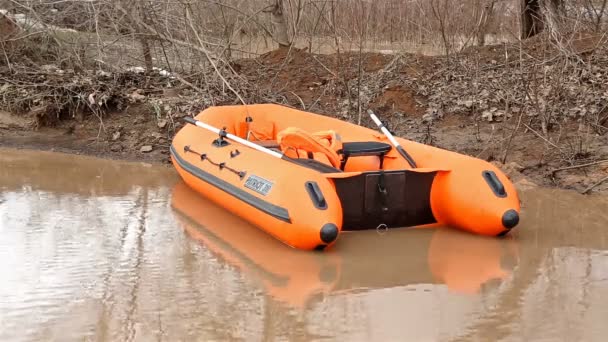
[368,110,418,168]
[183,116,284,159]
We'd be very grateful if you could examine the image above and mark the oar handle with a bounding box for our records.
[368,110,417,168]
[182,116,284,159]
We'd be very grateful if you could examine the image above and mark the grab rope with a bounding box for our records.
[184,145,247,179]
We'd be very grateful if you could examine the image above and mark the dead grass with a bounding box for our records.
[1,0,608,180]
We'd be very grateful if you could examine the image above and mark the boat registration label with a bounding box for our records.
[244,174,274,196]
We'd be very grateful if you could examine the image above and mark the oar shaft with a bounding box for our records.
[183,116,284,159]
[369,113,400,146]
[368,111,418,168]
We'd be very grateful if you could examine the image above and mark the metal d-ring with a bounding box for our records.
[376,223,388,235]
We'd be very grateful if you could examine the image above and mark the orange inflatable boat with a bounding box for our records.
[170,181,519,307]
[170,103,521,250]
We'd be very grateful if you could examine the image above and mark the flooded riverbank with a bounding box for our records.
[1,147,607,341]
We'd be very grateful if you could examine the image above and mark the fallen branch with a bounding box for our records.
[581,175,608,194]
[312,55,338,78]
[289,91,305,109]
[522,123,562,151]
[2,31,45,42]
[551,159,608,175]
[171,73,205,94]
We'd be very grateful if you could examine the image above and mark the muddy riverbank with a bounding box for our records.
[2,103,606,195]
[2,32,608,194]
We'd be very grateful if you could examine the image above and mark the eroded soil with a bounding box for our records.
[2,35,608,194]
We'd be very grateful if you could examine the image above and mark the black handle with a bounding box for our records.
[183,116,196,125]
[482,170,507,198]
[305,181,327,210]
[396,146,417,168]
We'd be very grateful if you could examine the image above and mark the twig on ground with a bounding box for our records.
[581,175,608,194]
[171,73,205,93]
[522,122,562,151]
[312,55,338,78]
[308,84,328,111]
[551,159,608,175]
[289,91,305,109]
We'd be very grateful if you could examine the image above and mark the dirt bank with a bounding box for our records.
[2,33,608,195]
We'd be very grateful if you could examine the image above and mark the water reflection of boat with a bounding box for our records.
[170,181,519,308]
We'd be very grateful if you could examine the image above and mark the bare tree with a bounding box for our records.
[136,0,153,72]
[476,0,497,46]
[520,0,567,39]
[521,0,544,39]
[268,0,290,47]
[583,0,608,31]
[430,0,451,57]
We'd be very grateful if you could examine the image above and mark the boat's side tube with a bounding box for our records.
[429,161,521,236]
[172,119,345,250]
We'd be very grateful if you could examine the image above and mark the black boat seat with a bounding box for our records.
[339,141,392,170]
[252,138,392,172]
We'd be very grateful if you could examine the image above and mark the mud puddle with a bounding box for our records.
[1,147,607,341]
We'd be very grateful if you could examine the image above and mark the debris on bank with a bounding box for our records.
[402,34,608,128]
[3,31,607,134]
[0,63,268,129]
[1,31,608,192]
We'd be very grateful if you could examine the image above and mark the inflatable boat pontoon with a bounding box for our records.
[170,104,521,251]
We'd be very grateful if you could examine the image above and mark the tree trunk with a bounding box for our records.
[477,0,496,46]
[546,0,565,29]
[140,37,153,72]
[595,0,608,31]
[137,0,153,72]
[521,0,544,39]
[270,0,290,48]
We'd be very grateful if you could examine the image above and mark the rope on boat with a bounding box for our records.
[184,145,247,180]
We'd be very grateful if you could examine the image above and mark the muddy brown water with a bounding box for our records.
[1,147,607,342]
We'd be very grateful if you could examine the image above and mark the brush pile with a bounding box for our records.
[0,61,282,128]
[2,25,608,138]
[395,31,608,132]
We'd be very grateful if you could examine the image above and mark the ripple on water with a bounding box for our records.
[2,148,608,341]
